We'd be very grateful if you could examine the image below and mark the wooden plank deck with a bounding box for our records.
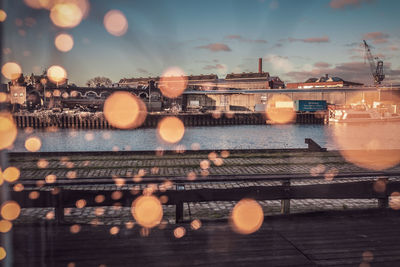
[11,209,400,266]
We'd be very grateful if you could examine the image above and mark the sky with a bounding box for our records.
[2,0,400,86]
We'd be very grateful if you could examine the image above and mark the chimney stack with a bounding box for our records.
[258,58,262,73]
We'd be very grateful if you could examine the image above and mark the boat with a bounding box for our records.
[329,103,400,123]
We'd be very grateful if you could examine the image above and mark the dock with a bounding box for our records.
[12,111,327,129]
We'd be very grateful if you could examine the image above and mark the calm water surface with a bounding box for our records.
[11,123,400,152]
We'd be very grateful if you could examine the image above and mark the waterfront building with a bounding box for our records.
[286,74,363,89]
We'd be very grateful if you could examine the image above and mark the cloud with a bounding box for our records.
[363,32,390,44]
[288,36,330,43]
[197,43,232,52]
[269,0,279,9]
[264,54,294,73]
[224,35,267,44]
[388,45,399,51]
[203,64,226,70]
[314,62,332,68]
[137,68,149,74]
[284,60,400,84]
[330,0,373,9]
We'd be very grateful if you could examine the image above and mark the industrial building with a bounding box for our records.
[119,58,285,91]
[286,74,363,89]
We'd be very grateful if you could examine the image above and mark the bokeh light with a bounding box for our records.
[1,62,22,80]
[1,201,21,221]
[3,167,20,182]
[110,226,119,235]
[29,191,40,199]
[131,195,163,228]
[173,227,186,238]
[13,183,24,192]
[46,211,55,220]
[200,160,210,170]
[25,136,41,152]
[265,95,295,124]
[76,199,86,208]
[45,174,57,183]
[50,2,83,28]
[230,199,264,235]
[0,92,8,103]
[0,10,7,22]
[190,219,201,230]
[55,33,74,52]
[66,170,77,179]
[330,122,400,171]
[104,92,147,129]
[0,220,12,233]
[103,10,128,36]
[389,192,400,210]
[37,159,49,168]
[70,224,81,234]
[47,65,67,84]
[157,116,185,144]
[159,67,188,98]
[0,247,5,261]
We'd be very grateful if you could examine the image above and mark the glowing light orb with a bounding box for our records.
[25,136,41,152]
[190,219,201,230]
[331,122,400,171]
[29,191,40,199]
[159,67,188,98]
[45,174,57,183]
[0,114,17,150]
[0,10,7,22]
[76,199,86,208]
[54,33,74,52]
[1,201,21,221]
[47,65,67,84]
[0,247,6,261]
[70,224,81,234]
[1,62,22,80]
[110,226,119,235]
[104,92,147,129]
[265,95,295,124]
[103,10,128,36]
[173,227,186,238]
[0,220,12,233]
[230,199,264,235]
[131,195,163,228]
[50,3,83,28]
[3,167,20,182]
[157,116,185,144]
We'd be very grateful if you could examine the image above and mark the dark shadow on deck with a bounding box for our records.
[11,209,400,266]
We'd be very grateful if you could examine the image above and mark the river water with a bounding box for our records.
[10,123,400,152]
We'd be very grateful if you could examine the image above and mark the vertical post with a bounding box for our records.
[55,189,64,224]
[175,183,184,223]
[281,179,291,214]
[378,178,389,209]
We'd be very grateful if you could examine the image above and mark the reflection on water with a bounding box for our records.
[9,123,400,152]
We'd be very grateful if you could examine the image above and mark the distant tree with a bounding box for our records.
[86,77,113,87]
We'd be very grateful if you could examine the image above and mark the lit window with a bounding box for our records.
[14,93,17,97]
[19,93,24,97]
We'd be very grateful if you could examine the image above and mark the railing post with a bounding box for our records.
[55,189,64,224]
[378,178,389,209]
[175,183,184,223]
[281,179,291,214]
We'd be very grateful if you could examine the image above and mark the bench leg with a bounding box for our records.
[281,180,291,214]
[176,202,184,223]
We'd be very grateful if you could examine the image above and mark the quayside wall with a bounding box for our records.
[12,112,327,129]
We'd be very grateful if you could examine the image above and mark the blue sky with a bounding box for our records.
[2,0,400,85]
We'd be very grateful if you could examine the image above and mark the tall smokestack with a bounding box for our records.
[258,58,262,73]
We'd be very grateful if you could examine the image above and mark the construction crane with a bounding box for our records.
[363,40,385,85]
